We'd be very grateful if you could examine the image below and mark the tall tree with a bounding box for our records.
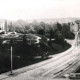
[22,35,27,47]
[49,28,55,41]
[56,22,62,31]
[37,29,45,35]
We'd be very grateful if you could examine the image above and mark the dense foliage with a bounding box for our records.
[8,21,75,40]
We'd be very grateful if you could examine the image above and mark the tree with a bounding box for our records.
[8,22,15,32]
[49,28,55,41]
[37,29,45,35]
[40,22,46,30]
[61,23,75,39]
[56,22,62,31]
[10,39,13,46]
[22,35,27,47]
[54,31,65,48]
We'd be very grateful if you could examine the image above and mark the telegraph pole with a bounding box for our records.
[10,39,13,74]
[11,46,13,74]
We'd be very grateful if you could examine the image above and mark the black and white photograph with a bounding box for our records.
[0,0,80,80]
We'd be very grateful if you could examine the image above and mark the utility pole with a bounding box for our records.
[10,39,13,74]
[11,46,13,74]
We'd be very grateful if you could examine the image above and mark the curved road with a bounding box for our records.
[1,41,80,80]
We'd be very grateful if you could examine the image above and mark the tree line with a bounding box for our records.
[8,21,75,40]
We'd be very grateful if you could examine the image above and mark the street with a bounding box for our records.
[0,40,80,80]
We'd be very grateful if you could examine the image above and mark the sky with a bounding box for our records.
[0,0,80,20]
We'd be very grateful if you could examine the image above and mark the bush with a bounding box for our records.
[65,32,75,39]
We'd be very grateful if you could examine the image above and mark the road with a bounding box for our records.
[0,41,80,80]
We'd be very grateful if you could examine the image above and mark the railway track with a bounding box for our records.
[24,46,78,78]
[41,49,79,77]
[40,46,80,79]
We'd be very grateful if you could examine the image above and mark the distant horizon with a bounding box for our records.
[0,17,80,22]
